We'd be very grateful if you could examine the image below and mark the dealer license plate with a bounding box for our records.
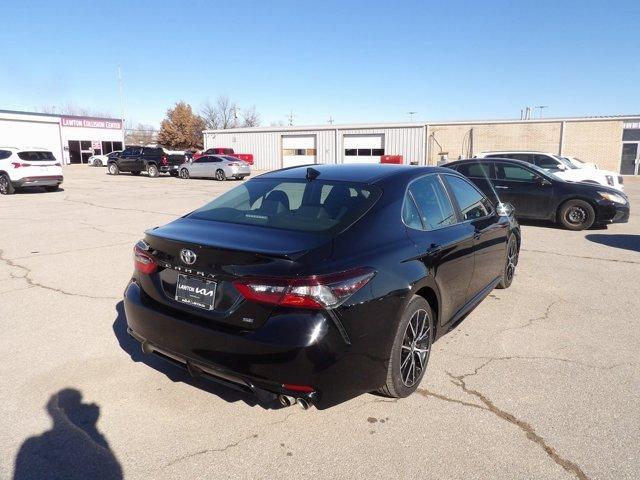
[175,275,216,310]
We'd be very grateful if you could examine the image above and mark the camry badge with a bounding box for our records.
[180,249,197,265]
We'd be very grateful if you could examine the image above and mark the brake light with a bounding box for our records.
[133,244,157,274]
[11,162,31,168]
[233,267,375,309]
[161,155,168,165]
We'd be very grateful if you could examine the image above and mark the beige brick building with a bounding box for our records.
[205,115,640,174]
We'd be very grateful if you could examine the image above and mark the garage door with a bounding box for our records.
[343,135,384,164]
[0,119,62,163]
[282,135,316,168]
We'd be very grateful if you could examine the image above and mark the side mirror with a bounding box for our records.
[557,164,567,171]
[536,176,551,187]
[496,202,515,217]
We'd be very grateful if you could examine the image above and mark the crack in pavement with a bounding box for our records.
[446,369,590,480]
[452,353,636,372]
[419,359,589,480]
[501,300,558,333]
[163,412,297,468]
[522,248,640,265]
[63,195,177,217]
[0,249,119,300]
[10,240,133,260]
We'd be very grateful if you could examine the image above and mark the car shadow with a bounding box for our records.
[13,388,122,480]
[517,219,608,230]
[15,187,65,194]
[112,301,282,409]
[585,234,640,252]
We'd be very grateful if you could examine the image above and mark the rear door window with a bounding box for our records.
[444,175,492,220]
[406,175,457,230]
[495,163,538,182]
[454,162,494,178]
[189,179,381,234]
[0,150,12,160]
[534,154,560,169]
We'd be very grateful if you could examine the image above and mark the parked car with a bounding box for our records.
[88,150,122,167]
[124,164,520,409]
[476,151,623,191]
[0,147,63,195]
[194,147,254,165]
[444,158,630,230]
[179,155,251,181]
[107,147,187,177]
[561,155,598,170]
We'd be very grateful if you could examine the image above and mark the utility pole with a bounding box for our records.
[288,110,295,126]
[328,116,334,125]
[407,111,417,122]
[233,106,239,127]
[536,105,548,118]
[117,65,125,122]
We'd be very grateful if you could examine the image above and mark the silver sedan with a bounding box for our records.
[179,155,251,181]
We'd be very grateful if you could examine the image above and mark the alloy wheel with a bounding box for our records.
[400,308,431,387]
[215,170,225,181]
[506,236,518,282]
[0,176,8,194]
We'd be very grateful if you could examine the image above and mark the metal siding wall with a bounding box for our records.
[204,130,337,170]
[339,127,424,164]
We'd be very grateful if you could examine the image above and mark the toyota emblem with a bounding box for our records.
[180,249,197,265]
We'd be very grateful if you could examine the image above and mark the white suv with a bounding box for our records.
[476,151,623,192]
[0,147,64,195]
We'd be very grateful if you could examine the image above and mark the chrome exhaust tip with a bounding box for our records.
[278,394,296,407]
[141,341,153,354]
[297,398,310,410]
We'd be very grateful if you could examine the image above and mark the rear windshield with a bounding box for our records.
[188,178,381,234]
[17,151,56,161]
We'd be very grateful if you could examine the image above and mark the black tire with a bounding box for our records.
[107,163,119,175]
[147,164,159,178]
[44,185,59,192]
[379,296,434,398]
[0,174,15,195]
[558,199,595,230]
[179,168,190,179]
[94,159,103,167]
[131,171,141,176]
[496,234,518,289]
[215,169,226,181]
[169,171,178,177]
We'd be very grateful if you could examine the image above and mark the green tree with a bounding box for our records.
[157,102,205,149]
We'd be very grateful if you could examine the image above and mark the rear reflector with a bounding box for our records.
[283,384,315,393]
[233,267,375,309]
[133,244,157,274]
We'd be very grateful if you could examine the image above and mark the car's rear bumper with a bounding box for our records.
[13,175,63,187]
[123,280,380,408]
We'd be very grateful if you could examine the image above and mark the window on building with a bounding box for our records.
[345,149,357,156]
[372,148,385,156]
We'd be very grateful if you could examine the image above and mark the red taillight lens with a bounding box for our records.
[161,155,168,165]
[11,162,31,168]
[233,267,375,309]
[133,244,157,274]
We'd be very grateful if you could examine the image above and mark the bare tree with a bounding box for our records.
[125,122,157,146]
[241,105,261,127]
[215,96,237,129]
[36,102,113,118]
[200,100,219,130]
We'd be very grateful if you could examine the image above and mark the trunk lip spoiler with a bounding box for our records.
[144,229,303,261]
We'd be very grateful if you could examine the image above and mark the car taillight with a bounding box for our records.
[11,162,31,168]
[227,162,239,166]
[133,244,157,274]
[161,155,168,165]
[233,267,375,309]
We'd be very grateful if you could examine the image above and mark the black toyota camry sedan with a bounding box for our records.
[124,164,520,409]
[444,158,630,230]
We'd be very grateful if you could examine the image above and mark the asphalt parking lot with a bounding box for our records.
[1,166,638,480]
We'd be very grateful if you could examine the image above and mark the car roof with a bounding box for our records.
[445,157,536,168]
[257,163,453,184]
[478,150,550,154]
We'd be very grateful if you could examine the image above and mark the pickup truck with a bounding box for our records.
[107,147,187,177]
[194,147,254,165]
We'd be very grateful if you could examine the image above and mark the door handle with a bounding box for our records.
[494,185,509,189]
[426,243,442,255]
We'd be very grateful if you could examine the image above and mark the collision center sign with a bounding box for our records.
[60,116,122,130]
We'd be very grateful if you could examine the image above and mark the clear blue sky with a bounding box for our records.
[1,0,638,127]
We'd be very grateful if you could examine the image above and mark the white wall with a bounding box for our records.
[0,117,63,163]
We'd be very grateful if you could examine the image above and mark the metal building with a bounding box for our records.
[204,115,640,175]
